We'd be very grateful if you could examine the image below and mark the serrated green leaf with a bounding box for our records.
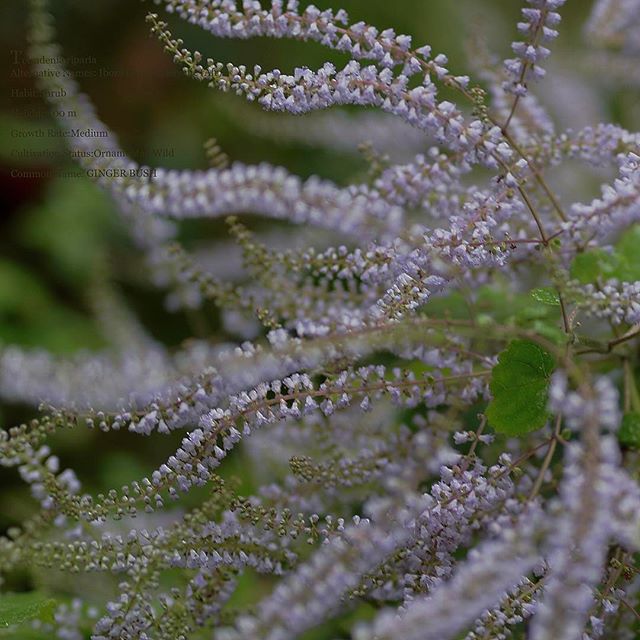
[530,288,560,306]
[618,412,640,449]
[0,593,56,628]
[486,339,556,436]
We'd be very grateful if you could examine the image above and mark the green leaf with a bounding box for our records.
[615,225,640,280]
[530,288,560,306]
[0,628,53,640]
[569,249,624,283]
[570,225,640,284]
[618,412,640,449]
[486,339,556,436]
[0,593,56,628]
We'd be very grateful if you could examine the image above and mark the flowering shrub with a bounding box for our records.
[2,0,640,638]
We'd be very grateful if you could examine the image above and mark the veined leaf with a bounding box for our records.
[0,593,56,628]
[486,339,556,435]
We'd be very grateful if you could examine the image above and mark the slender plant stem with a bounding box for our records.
[529,415,562,500]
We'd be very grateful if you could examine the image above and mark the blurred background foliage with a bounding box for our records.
[0,0,638,636]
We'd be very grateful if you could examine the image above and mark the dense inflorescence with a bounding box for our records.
[2,1,640,639]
